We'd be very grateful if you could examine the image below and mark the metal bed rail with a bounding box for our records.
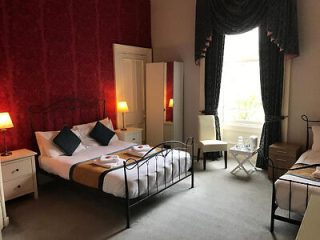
[269,158,320,232]
[123,137,194,228]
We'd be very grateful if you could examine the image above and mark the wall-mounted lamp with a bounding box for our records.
[117,101,129,131]
[0,112,14,156]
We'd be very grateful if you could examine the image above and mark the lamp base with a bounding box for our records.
[121,128,127,131]
[1,151,12,156]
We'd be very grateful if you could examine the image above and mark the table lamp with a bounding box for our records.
[0,112,14,156]
[168,98,174,108]
[117,101,129,131]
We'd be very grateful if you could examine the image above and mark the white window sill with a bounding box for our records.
[222,122,263,130]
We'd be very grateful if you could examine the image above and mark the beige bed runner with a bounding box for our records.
[70,150,142,190]
[287,163,320,182]
[69,148,162,190]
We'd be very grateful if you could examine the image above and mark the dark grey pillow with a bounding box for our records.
[53,127,81,156]
[89,121,115,146]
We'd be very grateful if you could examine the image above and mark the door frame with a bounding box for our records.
[113,44,152,138]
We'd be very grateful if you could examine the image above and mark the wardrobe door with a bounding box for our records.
[146,63,165,146]
[173,62,183,141]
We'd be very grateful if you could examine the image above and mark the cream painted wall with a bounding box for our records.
[150,0,200,142]
[151,0,320,150]
[288,0,320,148]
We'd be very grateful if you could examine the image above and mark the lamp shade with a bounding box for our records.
[117,101,129,112]
[0,112,14,129]
[168,98,174,108]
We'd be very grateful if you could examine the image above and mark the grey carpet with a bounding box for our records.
[2,159,299,240]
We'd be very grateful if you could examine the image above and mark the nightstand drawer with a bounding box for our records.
[269,149,296,159]
[124,133,142,144]
[116,128,143,144]
[3,175,34,201]
[269,153,295,168]
[2,157,32,181]
[268,142,302,181]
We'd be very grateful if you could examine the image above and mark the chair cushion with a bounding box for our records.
[200,140,228,152]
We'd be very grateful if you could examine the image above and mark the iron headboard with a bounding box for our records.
[301,114,320,150]
[29,98,106,133]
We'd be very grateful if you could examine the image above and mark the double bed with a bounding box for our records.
[270,115,320,231]
[29,98,194,228]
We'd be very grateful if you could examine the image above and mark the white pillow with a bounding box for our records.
[35,129,86,157]
[312,126,320,151]
[72,118,118,147]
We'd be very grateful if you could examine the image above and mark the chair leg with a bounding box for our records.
[197,148,200,162]
[203,152,207,170]
[224,151,227,169]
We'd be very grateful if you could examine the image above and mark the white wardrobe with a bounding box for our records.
[146,62,183,146]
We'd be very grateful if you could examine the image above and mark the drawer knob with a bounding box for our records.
[17,185,21,189]
[132,138,136,140]
[12,168,19,174]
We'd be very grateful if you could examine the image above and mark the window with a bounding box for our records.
[219,28,264,127]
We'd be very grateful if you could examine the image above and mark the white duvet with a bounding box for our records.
[275,150,320,215]
[39,140,192,199]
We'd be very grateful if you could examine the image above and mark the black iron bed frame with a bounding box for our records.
[29,98,194,228]
[270,114,320,232]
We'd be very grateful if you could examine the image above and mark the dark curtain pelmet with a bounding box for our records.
[256,25,284,169]
[266,0,299,55]
[204,34,225,159]
[195,0,299,61]
[209,0,267,35]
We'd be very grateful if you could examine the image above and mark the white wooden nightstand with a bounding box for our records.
[0,149,38,201]
[115,127,143,144]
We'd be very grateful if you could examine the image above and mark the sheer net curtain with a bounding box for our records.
[195,0,299,167]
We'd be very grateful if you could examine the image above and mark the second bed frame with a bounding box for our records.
[270,114,320,232]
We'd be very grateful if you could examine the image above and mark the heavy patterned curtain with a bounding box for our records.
[195,0,299,167]
[257,25,284,168]
[204,33,225,159]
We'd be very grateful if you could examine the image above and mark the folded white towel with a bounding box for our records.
[132,145,151,152]
[312,167,320,179]
[127,148,156,157]
[98,155,120,164]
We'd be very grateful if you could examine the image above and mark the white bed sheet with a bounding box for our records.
[275,150,320,215]
[39,140,192,199]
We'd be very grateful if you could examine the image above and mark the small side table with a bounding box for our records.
[115,127,143,144]
[230,146,258,175]
[268,142,302,181]
[0,149,38,201]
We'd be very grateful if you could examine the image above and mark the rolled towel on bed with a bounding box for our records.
[98,155,120,164]
[132,145,151,152]
[312,167,320,179]
[94,155,124,168]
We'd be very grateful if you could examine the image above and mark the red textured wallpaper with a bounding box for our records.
[0,0,151,151]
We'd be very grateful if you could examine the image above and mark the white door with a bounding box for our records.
[113,44,152,141]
